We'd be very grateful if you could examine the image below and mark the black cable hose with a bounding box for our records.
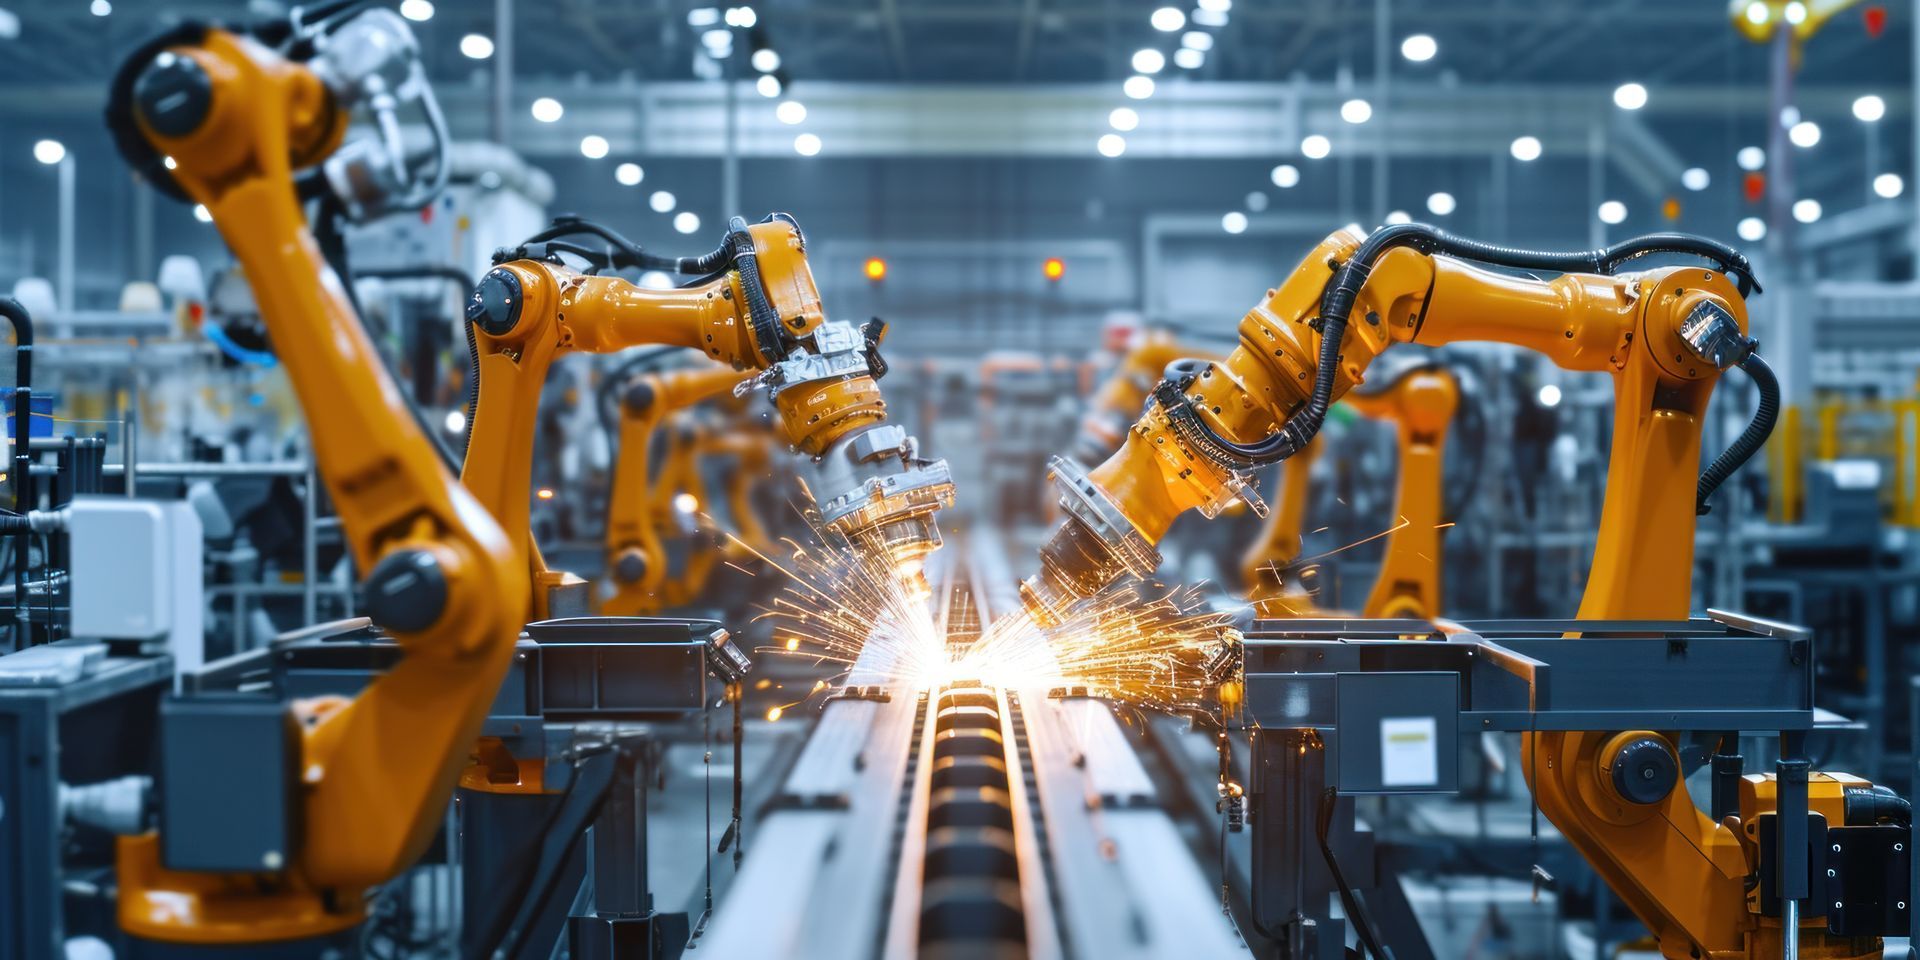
[1696,352,1779,516]
[1170,224,1763,470]
[1317,787,1395,960]
[355,265,479,459]
[0,298,32,649]
[724,217,788,364]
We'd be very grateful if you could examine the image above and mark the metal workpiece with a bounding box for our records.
[701,548,1247,960]
[1020,692,1252,959]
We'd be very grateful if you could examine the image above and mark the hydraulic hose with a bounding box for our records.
[0,298,31,649]
[1696,352,1779,516]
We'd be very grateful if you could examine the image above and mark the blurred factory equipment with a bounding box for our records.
[1242,355,1463,620]
[599,355,752,615]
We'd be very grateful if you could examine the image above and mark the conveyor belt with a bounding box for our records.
[696,540,1249,958]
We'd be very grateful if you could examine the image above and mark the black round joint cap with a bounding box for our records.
[134,52,214,139]
[621,380,657,416]
[612,551,648,585]
[467,269,524,337]
[1610,737,1678,806]
[365,549,449,634]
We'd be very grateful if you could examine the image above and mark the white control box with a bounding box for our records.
[68,497,203,675]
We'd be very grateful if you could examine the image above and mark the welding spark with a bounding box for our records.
[742,502,1234,717]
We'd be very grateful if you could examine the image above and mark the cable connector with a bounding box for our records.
[1678,300,1755,370]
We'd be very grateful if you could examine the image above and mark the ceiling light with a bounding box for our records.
[1132,49,1166,74]
[702,28,734,54]
[32,139,64,165]
[794,132,822,156]
[1221,211,1249,234]
[1300,134,1331,159]
[1736,217,1767,241]
[460,34,495,59]
[1340,99,1372,124]
[1744,1,1770,25]
[1853,94,1886,123]
[1612,82,1647,110]
[1109,107,1139,132]
[579,135,609,159]
[443,410,466,434]
[640,270,674,289]
[1779,105,1801,128]
[1182,31,1213,51]
[756,74,782,97]
[1400,34,1437,62]
[674,212,701,234]
[1173,48,1204,69]
[1385,210,1411,224]
[1737,146,1766,171]
[615,163,644,186]
[1783,1,1807,24]
[1151,6,1185,31]
[650,190,676,213]
[531,97,564,122]
[193,204,213,223]
[688,7,720,26]
[1788,120,1820,148]
[398,0,433,21]
[1426,191,1456,216]
[776,100,807,124]
[724,5,757,28]
[1874,173,1904,199]
[752,48,781,73]
[1123,75,1156,99]
[1097,134,1127,157]
[1598,200,1627,224]
[1537,384,1562,408]
[1197,0,1231,10]
[89,0,109,15]
[1270,163,1300,188]
[1246,191,1269,212]
[1792,198,1821,223]
[1191,8,1228,27]
[1681,167,1710,191]
[1509,136,1542,162]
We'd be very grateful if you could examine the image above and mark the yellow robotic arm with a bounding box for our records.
[1342,364,1459,620]
[1239,438,1322,617]
[1024,223,1848,959]
[465,216,952,616]
[1022,225,1761,625]
[600,362,750,615]
[110,12,525,943]
[1240,363,1457,621]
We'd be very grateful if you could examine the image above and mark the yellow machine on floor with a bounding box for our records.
[1241,361,1460,621]
[1018,222,1901,959]
[108,9,523,946]
[598,360,751,615]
